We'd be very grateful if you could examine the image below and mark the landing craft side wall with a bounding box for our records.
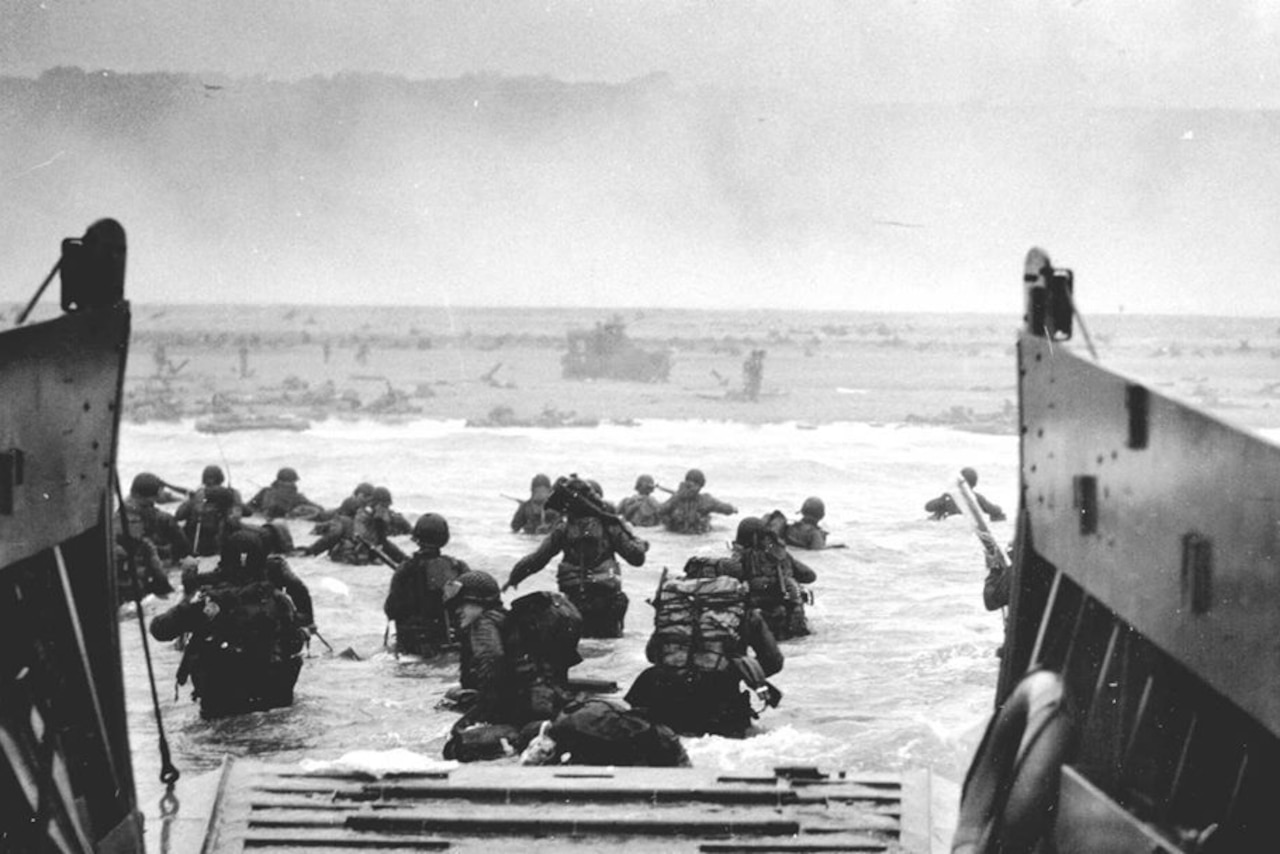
[1019,332,1280,738]
[0,308,130,567]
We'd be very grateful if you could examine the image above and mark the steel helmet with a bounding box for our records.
[130,472,163,498]
[531,473,552,491]
[265,519,294,553]
[961,467,978,488]
[684,468,706,487]
[800,496,826,521]
[201,465,225,486]
[635,474,655,493]
[277,467,299,483]
[371,486,392,505]
[204,486,236,511]
[446,570,501,605]
[413,513,450,547]
[735,516,769,548]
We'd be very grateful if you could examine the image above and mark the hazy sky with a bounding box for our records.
[4,1,1278,109]
[4,2,1280,313]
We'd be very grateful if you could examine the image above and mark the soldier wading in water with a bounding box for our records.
[504,475,649,638]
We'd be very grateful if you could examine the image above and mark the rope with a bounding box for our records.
[15,259,61,326]
[114,470,181,784]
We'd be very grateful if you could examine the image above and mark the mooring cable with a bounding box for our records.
[114,470,181,784]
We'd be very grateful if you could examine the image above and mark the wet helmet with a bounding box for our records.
[371,486,392,505]
[221,530,266,578]
[265,519,294,553]
[735,516,769,548]
[800,496,826,521]
[413,513,450,547]
[961,467,978,488]
[354,482,375,497]
[635,474,655,493]
[204,486,237,511]
[684,468,706,487]
[130,472,163,498]
[201,465,225,486]
[531,473,552,491]
[277,467,299,483]
[446,570,501,605]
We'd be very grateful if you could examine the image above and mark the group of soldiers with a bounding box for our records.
[122,460,833,765]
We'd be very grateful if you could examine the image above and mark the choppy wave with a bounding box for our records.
[121,418,1008,787]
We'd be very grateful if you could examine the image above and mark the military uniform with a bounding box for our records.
[618,474,662,527]
[511,474,561,535]
[716,517,817,640]
[506,496,648,639]
[657,469,736,534]
[248,467,323,519]
[443,571,578,762]
[151,533,307,718]
[384,549,469,656]
[625,574,783,738]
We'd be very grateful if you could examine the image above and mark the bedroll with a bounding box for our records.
[652,576,746,673]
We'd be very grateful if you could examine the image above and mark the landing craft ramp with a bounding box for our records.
[152,760,954,853]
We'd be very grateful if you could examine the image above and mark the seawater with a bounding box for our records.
[119,417,1011,789]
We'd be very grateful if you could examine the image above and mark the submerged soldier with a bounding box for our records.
[925,467,1005,522]
[181,520,315,635]
[312,481,374,524]
[657,468,737,534]
[175,465,247,556]
[720,517,817,640]
[384,513,469,657]
[510,473,560,535]
[257,520,316,633]
[247,467,324,520]
[503,475,648,639]
[121,472,192,565]
[624,567,782,738]
[783,496,829,550]
[151,532,308,718]
[441,571,581,761]
[618,474,662,528]
[307,486,408,565]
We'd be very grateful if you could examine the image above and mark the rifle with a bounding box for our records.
[545,474,624,524]
[952,476,1011,574]
[311,628,335,654]
[358,536,404,571]
[501,493,524,503]
[158,478,193,497]
[648,565,669,607]
[654,483,676,495]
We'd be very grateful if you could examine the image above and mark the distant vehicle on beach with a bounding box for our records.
[562,315,671,383]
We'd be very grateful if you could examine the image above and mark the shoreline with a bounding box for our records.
[120,306,1280,433]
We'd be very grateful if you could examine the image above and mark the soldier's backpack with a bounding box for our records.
[532,697,690,767]
[651,575,746,673]
[506,590,585,673]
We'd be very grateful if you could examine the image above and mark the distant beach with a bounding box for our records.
[99,304,1280,433]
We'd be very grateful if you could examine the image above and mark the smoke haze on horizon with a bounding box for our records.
[3,3,1280,315]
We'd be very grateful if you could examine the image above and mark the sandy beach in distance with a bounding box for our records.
[83,302,1280,434]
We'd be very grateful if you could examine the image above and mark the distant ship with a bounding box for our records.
[952,250,1278,852]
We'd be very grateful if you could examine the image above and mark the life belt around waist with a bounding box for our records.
[953,669,1074,854]
[556,558,621,591]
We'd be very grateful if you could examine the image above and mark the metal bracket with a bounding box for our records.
[0,448,26,515]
